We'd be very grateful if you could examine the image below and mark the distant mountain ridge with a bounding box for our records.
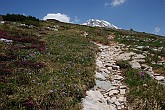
[82,19,120,29]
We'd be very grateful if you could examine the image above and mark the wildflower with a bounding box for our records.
[64,72,68,74]
[62,83,65,86]
[49,90,53,93]
[139,71,145,77]
[36,64,40,67]
[25,96,36,108]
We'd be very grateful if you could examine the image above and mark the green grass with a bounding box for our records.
[117,60,165,110]
[114,30,165,77]
[37,33,97,109]
[1,19,165,110]
[0,20,110,109]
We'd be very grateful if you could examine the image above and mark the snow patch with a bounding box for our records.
[82,19,120,29]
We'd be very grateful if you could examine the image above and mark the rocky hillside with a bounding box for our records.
[0,14,165,110]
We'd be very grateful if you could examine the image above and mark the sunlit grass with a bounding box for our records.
[117,60,165,110]
[0,21,107,109]
[1,19,165,110]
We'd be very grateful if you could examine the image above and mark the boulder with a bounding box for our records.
[154,76,164,81]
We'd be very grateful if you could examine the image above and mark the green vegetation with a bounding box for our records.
[115,32,165,110]
[0,16,3,21]
[1,14,40,26]
[117,60,165,110]
[0,19,110,109]
[114,30,165,76]
[0,14,165,110]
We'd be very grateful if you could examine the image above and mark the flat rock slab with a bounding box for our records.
[95,80,112,90]
[117,52,134,60]
[109,90,119,96]
[119,85,127,89]
[82,90,109,110]
[96,60,104,68]
[134,54,146,59]
[107,96,117,104]
[101,72,109,78]
[114,75,124,80]
[107,86,118,91]
[118,96,126,102]
[109,105,117,110]
[95,72,106,80]
[154,76,164,81]
[119,89,126,95]
[85,90,105,102]
[129,60,141,69]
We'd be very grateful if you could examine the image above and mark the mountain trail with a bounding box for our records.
[82,39,165,110]
[82,42,128,110]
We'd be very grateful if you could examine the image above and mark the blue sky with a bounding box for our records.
[0,0,165,36]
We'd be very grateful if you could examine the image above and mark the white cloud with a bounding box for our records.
[43,13,71,23]
[74,16,80,23]
[154,27,160,33]
[111,0,125,7]
[104,3,111,7]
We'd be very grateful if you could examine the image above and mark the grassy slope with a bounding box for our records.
[0,20,165,110]
[116,60,165,110]
[114,30,165,109]
[114,30,165,76]
[0,21,110,109]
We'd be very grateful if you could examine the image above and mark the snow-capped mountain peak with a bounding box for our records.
[82,19,119,29]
